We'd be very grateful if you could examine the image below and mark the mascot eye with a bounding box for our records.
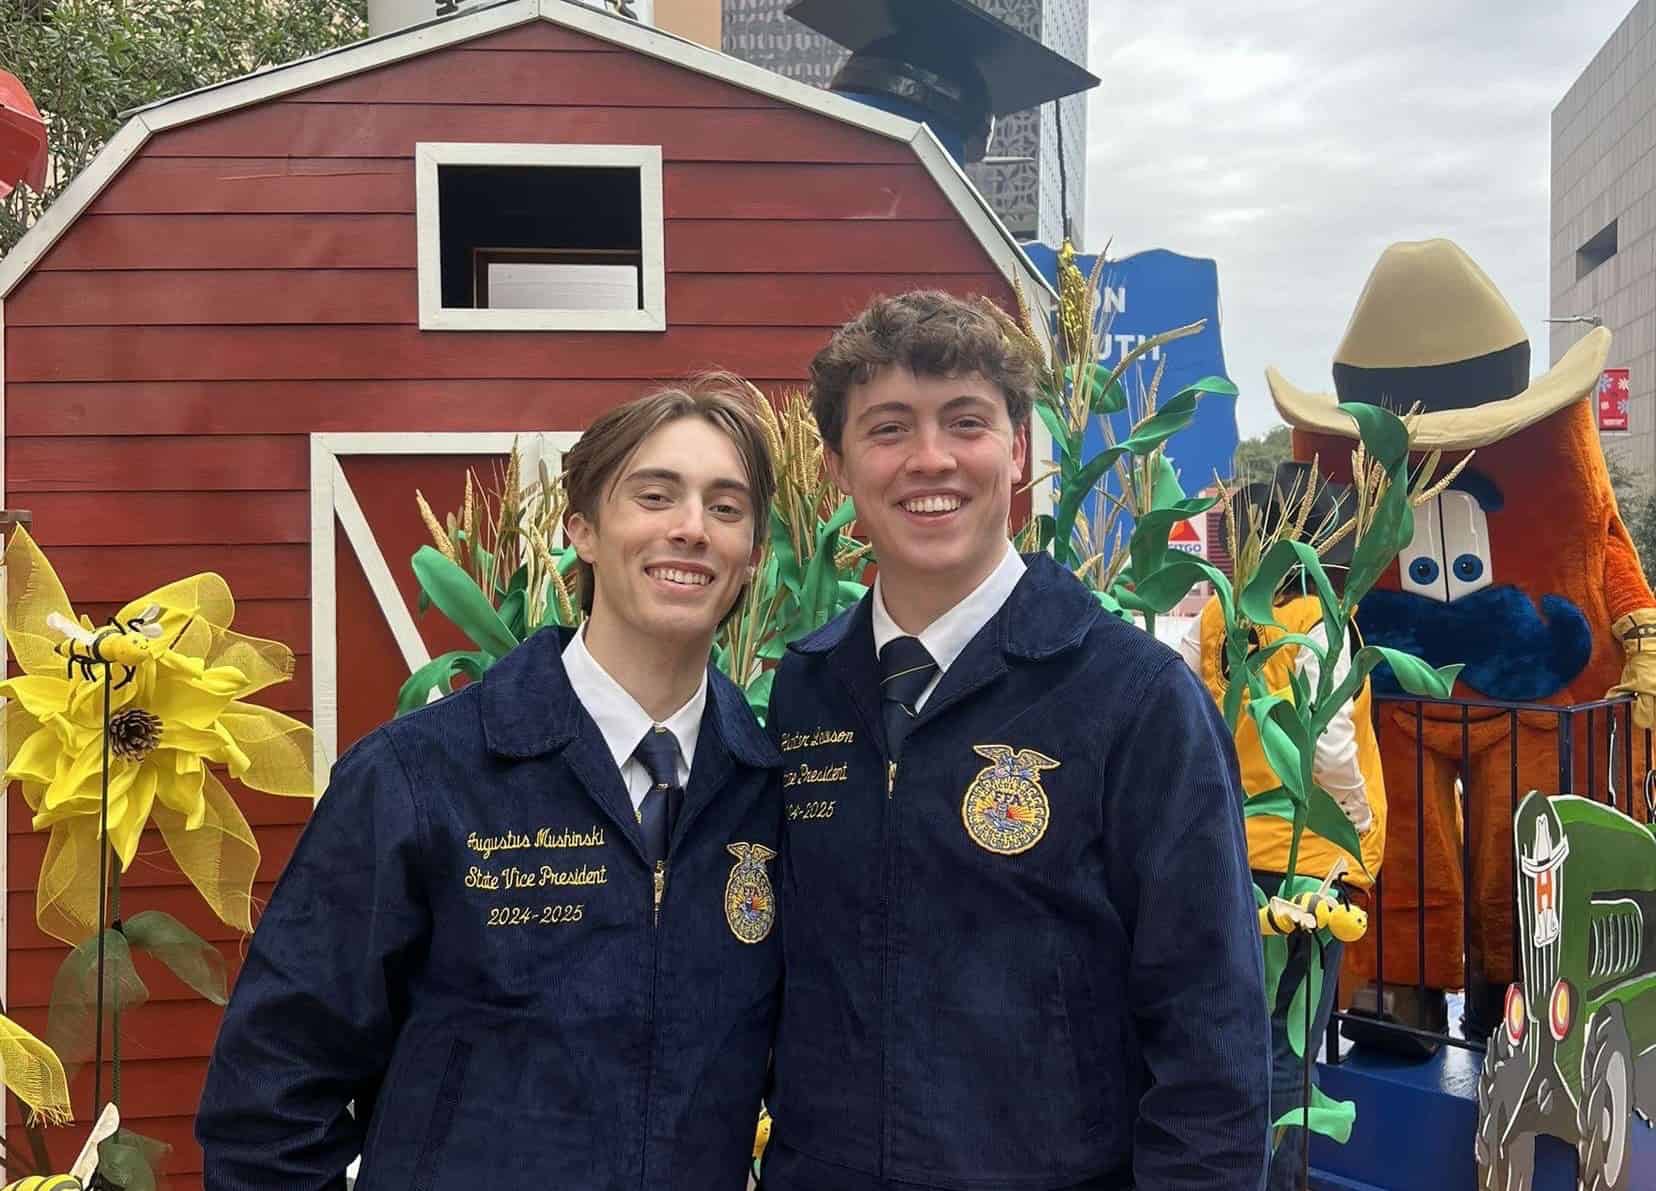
[1452,553,1485,582]
[1409,557,1441,585]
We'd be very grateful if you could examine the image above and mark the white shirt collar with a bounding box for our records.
[561,626,707,781]
[871,542,1025,675]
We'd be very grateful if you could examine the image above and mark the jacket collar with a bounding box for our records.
[791,552,1099,663]
[482,626,780,770]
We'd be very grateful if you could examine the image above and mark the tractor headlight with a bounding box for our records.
[1504,983,1526,1046]
[1548,978,1575,1042]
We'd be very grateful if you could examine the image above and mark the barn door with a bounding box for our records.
[309,432,580,784]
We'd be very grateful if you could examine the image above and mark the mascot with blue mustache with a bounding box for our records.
[1268,238,1656,1045]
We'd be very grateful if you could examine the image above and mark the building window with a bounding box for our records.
[1576,218,1618,281]
[415,143,665,331]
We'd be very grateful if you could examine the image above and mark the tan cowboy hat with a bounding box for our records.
[1267,238,1611,450]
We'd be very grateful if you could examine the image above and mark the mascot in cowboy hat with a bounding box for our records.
[1267,237,1656,1044]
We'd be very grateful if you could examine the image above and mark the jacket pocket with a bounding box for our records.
[411,1038,473,1191]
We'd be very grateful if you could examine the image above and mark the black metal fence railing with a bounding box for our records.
[1325,692,1653,1062]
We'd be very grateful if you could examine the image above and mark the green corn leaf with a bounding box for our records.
[1113,554,1222,615]
[1258,882,1288,1008]
[1075,363,1127,415]
[396,650,492,715]
[800,499,858,622]
[1336,401,1409,469]
[1273,1087,1357,1144]
[1247,694,1311,805]
[1286,938,1324,1059]
[1052,445,1129,561]
[1303,785,1369,877]
[1035,398,1077,461]
[1243,788,1296,822]
[769,507,803,598]
[1118,388,1202,455]
[1032,514,1056,553]
[1308,645,1460,740]
[122,910,227,1006]
[411,546,518,658]
[1237,539,1302,628]
[497,588,527,642]
[1127,497,1216,587]
[1336,402,1415,606]
[1373,646,1462,699]
[744,669,776,720]
[1148,454,1186,510]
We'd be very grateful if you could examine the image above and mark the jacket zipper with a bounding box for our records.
[887,760,896,797]
[640,859,667,1184]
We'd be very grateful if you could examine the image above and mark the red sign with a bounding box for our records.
[1598,367,1631,432]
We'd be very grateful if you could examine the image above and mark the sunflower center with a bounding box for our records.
[108,707,163,762]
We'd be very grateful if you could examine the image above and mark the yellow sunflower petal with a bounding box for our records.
[105,763,157,870]
[2,526,80,678]
[35,744,107,822]
[0,1013,72,1126]
[8,725,67,786]
[154,755,207,831]
[144,661,245,728]
[0,674,73,720]
[219,703,315,797]
[155,770,258,934]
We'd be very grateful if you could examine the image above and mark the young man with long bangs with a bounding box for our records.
[198,377,784,1190]
[760,291,1269,1191]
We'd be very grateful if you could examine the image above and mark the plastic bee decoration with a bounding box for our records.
[2,1104,120,1191]
[1257,858,1370,944]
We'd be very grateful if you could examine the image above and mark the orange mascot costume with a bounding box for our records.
[1266,239,1656,1038]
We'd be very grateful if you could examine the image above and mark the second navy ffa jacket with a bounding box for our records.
[196,626,783,1191]
[762,554,1269,1191]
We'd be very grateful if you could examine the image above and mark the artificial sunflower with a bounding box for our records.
[0,527,315,945]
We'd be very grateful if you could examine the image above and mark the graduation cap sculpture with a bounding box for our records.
[786,0,1099,164]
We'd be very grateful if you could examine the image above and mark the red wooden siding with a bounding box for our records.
[3,15,1017,1187]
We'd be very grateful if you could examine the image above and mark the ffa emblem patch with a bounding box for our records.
[724,842,778,944]
[961,745,1059,855]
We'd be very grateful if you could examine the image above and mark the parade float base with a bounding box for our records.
[1308,1042,1656,1189]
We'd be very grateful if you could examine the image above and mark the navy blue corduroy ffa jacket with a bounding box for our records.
[762,554,1268,1191]
[196,627,783,1191]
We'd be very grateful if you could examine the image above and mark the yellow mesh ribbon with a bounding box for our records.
[0,1014,72,1126]
[36,820,102,953]
[154,771,260,935]
[1,527,77,679]
[219,704,316,797]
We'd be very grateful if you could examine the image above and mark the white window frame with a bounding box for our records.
[310,431,582,785]
[414,141,666,332]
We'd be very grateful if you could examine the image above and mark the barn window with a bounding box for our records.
[415,142,665,332]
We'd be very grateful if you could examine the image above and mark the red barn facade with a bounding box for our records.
[0,1,1052,1182]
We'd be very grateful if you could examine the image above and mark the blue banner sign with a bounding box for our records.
[1022,244,1239,540]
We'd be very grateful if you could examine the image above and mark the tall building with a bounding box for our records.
[1550,0,1656,478]
[721,0,1089,246]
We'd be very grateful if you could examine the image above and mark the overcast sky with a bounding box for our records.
[1083,0,1637,438]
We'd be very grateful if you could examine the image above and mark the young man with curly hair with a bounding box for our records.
[760,291,1268,1191]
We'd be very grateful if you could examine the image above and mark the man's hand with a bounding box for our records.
[1608,608,1656,729]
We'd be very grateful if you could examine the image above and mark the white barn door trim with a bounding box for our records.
[310,431,581,786]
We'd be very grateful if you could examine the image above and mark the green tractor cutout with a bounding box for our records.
[1477,790,1656,1191]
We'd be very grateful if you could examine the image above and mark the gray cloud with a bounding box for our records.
[1083,0,1635,437]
